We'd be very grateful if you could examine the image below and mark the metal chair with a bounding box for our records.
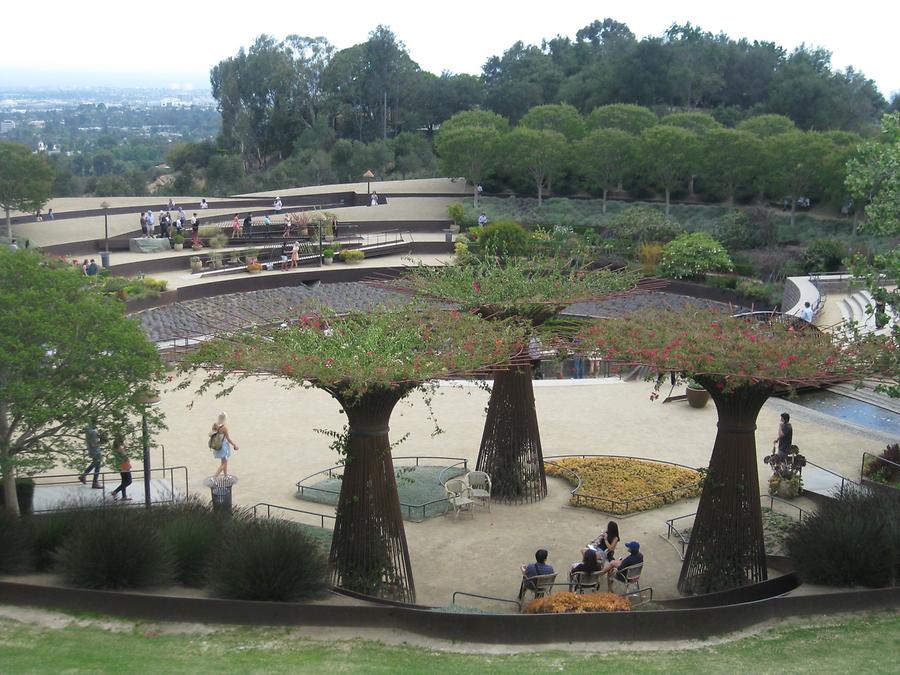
[518,572,557,602]
[464,471,492,511]
[569,569,604,594]
[444,478,475,519]
[609,562,643,594]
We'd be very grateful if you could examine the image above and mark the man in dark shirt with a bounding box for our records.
[519,548,554,600]
[243,213,253,239]
[775,412,793,456]
[607,541,643,589]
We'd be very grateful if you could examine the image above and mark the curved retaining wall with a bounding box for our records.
[1,576,896,642]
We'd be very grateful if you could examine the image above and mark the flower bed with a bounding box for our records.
[545,456,702,515]
[523,592,630,614]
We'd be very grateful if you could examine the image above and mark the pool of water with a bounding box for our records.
[791,390,899,436]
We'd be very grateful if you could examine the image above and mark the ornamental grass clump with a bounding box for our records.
[29,505,106,572]
[545,457,702,514]
[56,509,173,589]
[153,500,233,587]
[523,592,630,614]
[0,510,31,574]
[207,519,328,602]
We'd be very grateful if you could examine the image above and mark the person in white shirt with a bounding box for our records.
[799,302,814,323]
[273,197,283,212]
[200,198,209,209]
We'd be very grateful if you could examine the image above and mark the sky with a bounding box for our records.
[1,0,897,97]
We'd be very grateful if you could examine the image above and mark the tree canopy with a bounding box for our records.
[0,142,54,239]
[0,251,164,514]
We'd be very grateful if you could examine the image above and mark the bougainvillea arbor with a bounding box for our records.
[575,308,895,594]
[181,305,528,602]
[392,259,641,503]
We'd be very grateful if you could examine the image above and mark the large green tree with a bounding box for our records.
[436,125,503,208]
[0,251,163,515]
[503,128,568,205]
[577,128,634,212]
[638,126,699,216]
[587,103,657,135]
[766,130,835,226]
[701,128,763,205]
[0,142,54,240]
[520,103,586,141]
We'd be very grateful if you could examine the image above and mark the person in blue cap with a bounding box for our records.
[607,540,644,589]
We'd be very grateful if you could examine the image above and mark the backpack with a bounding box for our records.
[208,430,223,451]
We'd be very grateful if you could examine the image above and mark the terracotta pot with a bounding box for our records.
[685,385,710,408]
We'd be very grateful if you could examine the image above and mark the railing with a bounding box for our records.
[296,456,470,522]
[451,591,523,613]
[662,492,813,560]
[860,451,900,486]
[28,465,189,512]
[544,454,703,516]
[803,459,860,499]
[359,229,407,248]
[250,502,336,529]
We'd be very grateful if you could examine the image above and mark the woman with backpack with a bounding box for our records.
[210,412,239,478]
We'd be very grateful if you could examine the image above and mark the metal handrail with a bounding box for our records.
[544,454,703,516]
[804,459,860,499]
[249,502,335,529]
[860,451,900,484]
[451,591,522,612]
[28,465,189,512]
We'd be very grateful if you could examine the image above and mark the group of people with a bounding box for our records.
[140,206,201,245]
[519,520,645,599]
[77,419,133,501]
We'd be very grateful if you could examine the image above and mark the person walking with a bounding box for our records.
[211,412,239,478]
[79,419,104,489]
[243,213,253,239]
[191,213,200,246]
[290,240,300,269]
[231,214,241,238]
[110,434,133,502]
[774,412,793,456]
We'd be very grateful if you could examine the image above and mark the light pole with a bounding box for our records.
[134,388,161,509]
[362,169,374,200]
[100,200,111,268]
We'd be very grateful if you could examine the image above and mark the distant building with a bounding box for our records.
[0,120,15,134]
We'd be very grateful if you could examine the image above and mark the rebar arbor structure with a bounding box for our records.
[575,308,895,594]
[180,305,528,602]
[389,260,642,503]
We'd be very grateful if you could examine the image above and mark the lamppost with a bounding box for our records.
[134,388,161,509]
[362,169,374,200]
[100,201,111,268]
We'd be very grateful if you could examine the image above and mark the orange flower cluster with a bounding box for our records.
[523,592,631,614]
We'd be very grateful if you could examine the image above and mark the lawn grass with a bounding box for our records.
[0,610,896,673]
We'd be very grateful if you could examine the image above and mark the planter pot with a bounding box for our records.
[323,257,333,265]
[776,481,799,499]
[173,243,184,251]
[211,260,223,269]
[685,386,710,408]
[247,267,261,274]
[0,478,35,515]
[190,263,202,273]
[449,223,460,233]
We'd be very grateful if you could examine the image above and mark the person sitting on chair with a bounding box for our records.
[519,548,554,600]
[569,548,601,590]
[606,541,643,590]
[586,520,619,563]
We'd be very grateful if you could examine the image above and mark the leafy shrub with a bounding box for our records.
[786,488,899,587]
[802,238,848,273]
[197,225,220,238]
[340,249,365,263]
[735,279,780,305]
[523,592,630,614]
[863,443,900,484]
[209,233,229,249]
[608,206,681,245]
[447,202,465,225]
[706,274,738,290]
[56,509,173,589]
[155,501,229,587]
[711,210,776,251]
[321,247,335,258]
[638,242,664,274]
[0,510,31,574]
[207,519,327,601]
[477,220,531,258]
[658,232,734,279]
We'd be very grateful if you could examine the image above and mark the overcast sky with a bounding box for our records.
[1,0,897,97]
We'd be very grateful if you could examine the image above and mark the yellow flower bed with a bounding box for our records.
[545,457,702,515]
[523,592,630,614]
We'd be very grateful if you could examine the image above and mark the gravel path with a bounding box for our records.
[138,286,739,343]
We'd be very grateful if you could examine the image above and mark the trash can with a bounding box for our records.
[204,475,238,513]
[100,251,110,269]
[443,229,453,243]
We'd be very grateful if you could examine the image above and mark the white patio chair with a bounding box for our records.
[464,471,492,511]
[444,478,474,519]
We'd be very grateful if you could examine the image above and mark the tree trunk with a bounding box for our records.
[602,188,608,214]
[790,195,796,227]
[678,380,772,595]
[1,452,20,517]
[476,366,547,504]
[473,181,479,210]
[537,180,543,206]
[665,188,671,217]
[327,387,416,603]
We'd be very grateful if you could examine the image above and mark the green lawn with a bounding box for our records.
[0,609,896,673]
